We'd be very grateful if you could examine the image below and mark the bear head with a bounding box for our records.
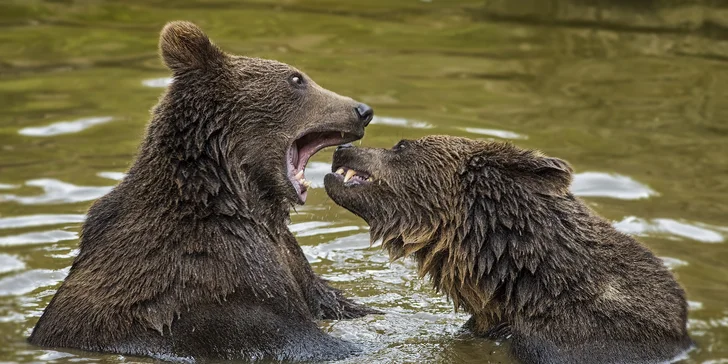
[152,21,373,211]
[324,136,573,308]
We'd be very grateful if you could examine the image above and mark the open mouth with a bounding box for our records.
[330,166,374,186]
[288,131,362,203]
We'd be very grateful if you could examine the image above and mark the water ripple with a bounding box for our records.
[371,116,432,129]
[97,171,126,181]
[0,214,85,230]
[0,268,69,296]
[289,221,332,234]
[303,162,332,189]
[0,230,78,247]
[0,254,25,275]
[0,183,18,190]
[615,216,725,243]
[572,172,656,200]
[661,256,688,270]
[461,127,527,139]
[18,117,113,137]
[142,77,173,88]
[0,179,112,205]
[296,225,361,238]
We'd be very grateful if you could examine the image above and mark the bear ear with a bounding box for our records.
[159,21,225,73]
[530,156,573,194]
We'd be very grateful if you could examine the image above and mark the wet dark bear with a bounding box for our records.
[28,21,378,361]
[324,136,693,364]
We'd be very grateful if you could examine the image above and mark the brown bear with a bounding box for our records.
[324,136,694,364]
[28,21,379,362]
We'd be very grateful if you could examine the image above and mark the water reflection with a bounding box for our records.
[661,256,689,270]
[460,127,527,140]
[96,172,125,181]
[614,216,725,243]
[370,116,433,129]
[572,172,656,200]
[18,117,113,137]
[0,230,78,247]
[141,77,173,88]
[0,268,69,297]
[0,254,25,275]
[1,0,728,362]
[0,215,85,230]
[0,179,112,205]
[302,162,333,189]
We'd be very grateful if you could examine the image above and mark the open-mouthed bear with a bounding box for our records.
[324,136,693,364]
[28,21,378,362]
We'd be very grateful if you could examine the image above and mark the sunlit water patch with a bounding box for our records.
[460,127,527,140]
[0,215,85,230]
[142,77,173,88]
[572,172,656,200]
[370,116,432,129]
[303,162,333,189]
[0,179,112,205]
[661,256,689,270]
[0,183,18,190]
[18,117,113,137]
[0,268,69,297]
[300,231,480,364]
[615,217,725,243]
[0,254,25,274]
[0,230,78,247]
[97,171,126,181]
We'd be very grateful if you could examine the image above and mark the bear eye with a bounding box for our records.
[393,140,409,151]
[289,73,305,88]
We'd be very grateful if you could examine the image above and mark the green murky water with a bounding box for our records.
[1,1,727,363]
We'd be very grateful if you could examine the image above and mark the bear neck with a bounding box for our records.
[129,107,291,225]
[378,193,601,320]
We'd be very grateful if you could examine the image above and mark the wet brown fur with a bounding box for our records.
[324,135,693,364]
[28,21,378,362]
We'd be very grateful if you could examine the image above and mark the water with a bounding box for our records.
[1,0,727,363]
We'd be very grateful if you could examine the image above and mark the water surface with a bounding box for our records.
[1,1,727,363]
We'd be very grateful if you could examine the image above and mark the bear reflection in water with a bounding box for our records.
[325,136,694,364]
[27,21,379,362]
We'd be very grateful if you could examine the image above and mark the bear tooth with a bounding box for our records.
[302,180,312,188]
[344,169,356,182]
[335,168,345,175]
[341,132,345,138]
[295,170,304,179]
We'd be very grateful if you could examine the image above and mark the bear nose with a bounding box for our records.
[354,103,374,126]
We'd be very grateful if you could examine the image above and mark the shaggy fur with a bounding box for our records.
[28,21,378,362]
[324,135,693,364]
